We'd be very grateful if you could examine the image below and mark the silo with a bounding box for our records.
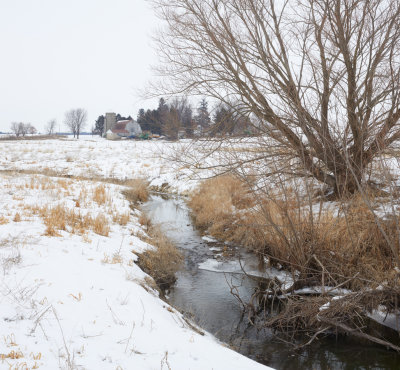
[104,112,116,136]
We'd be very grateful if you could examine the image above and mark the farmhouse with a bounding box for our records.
[103,112,142,139]
[112,120,142,137]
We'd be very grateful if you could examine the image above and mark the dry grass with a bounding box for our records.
[189,175,254,233]
[0,170,150,203]
[38,204,110,237]
[93,213,110,236]
[102,252,123,264]
[43,205,66,236]
[0,350,24,360]
[0,134,64,141]
[93,184,109,205]
[188,175,400,347]
[0,215,9,225]
[189,175,400,290]
[137,224,183,290]
[13,213,21,222]
[123,179,149,205]
[138,213,152,230]
[57,179,70,190]
[113,211,130,226]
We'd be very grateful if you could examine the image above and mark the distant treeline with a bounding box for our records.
[94,98,256,139]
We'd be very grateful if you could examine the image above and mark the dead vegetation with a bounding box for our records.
[112,211,130,226]
[189,174,400,348]
[190,175,400,290]
[123,178,149,205]
[0,215,9,225]
[4,173,148,239]
[136,222,182,291]
[0,169,149,197]
[93,184,109,205]
[0,134,65,141]
[33,204,110,237]
[13,213,21,222]
[102,252,123,265]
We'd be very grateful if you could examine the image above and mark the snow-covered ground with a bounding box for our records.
[0,137,205,195]
[0,138,270,369]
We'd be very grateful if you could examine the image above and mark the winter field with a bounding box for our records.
[0,137,269,370]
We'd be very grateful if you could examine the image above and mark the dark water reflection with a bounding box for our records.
[142,195,400,369]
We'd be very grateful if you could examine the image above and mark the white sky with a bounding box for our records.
[0,0,159,132]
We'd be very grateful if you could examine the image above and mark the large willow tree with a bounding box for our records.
[152,0,400,195]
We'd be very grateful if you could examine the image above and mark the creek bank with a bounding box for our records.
[187,175,400,355]
[141,194,400,369]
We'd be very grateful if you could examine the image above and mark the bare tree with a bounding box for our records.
[10,122,20,137]
[163,108,181,140]
[45,119,56,135]
[19,122,28,137]
[152,0,400,196]
[26,123,37,135]
[10,122,34,136]
[64,108,87,139]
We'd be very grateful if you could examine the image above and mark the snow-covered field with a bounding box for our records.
[0,138,269,369]
[0,137,204,194]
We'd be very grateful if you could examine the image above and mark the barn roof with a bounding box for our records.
[112,121,129,134]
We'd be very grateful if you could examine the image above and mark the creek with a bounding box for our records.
[142,195,400,369]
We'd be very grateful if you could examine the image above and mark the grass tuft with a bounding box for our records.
[123,179,149,205]
[13,213,21,222]
[113,212,130,226]
[93,184,109,205]
[0,215,9,225]
[93,213,110,236]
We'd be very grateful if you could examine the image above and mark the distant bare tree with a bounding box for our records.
[64,108,87,139]
[10,122,20,136]
[152,0,400,196]
[19,122,28,137]
[163,108,181,140]
[45,119,56,135]
[26,124,37,135]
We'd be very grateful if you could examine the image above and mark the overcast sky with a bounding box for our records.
[0,0,159,132]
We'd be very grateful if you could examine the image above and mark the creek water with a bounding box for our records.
[142,195,400,369]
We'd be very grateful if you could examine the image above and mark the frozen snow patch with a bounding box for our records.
[198,258,294,287]
[202,235,218,243]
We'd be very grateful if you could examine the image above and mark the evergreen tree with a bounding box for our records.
[116,113,132,121]
[212,105,235,136]
[195,98,211,130]
[136,107,162,135]
[182,106,194,137]
[94,115,105,135]
[137,109,146,123]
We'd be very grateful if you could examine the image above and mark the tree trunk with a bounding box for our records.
[333,168,361,197]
